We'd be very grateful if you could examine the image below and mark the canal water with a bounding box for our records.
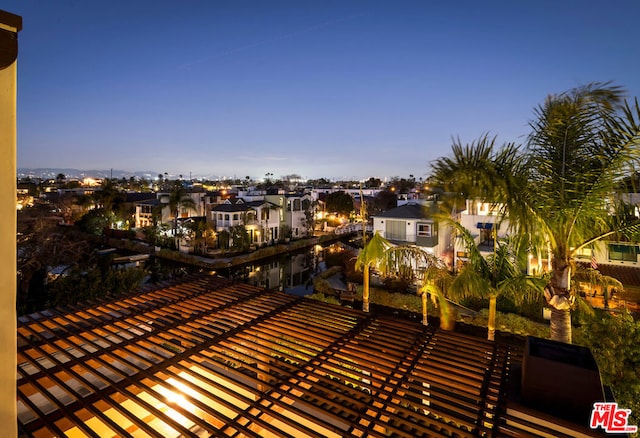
[220,241,356,296]
[150,240,359,297]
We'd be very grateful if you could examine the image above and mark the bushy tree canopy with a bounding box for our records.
[325,191,354,216]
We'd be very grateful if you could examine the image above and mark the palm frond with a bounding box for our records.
[447,220,491,275]
[449,265,493,301]
[355,231,392,271]
[429,134,501,202]
[420,282,454,330]
[523,83,640,256]
[497,275,546,306]
[573,266,624,292]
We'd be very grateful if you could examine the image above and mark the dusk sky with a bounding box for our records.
[7,1,640,181]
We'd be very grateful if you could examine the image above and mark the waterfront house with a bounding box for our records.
[372,202,452,266]
[265,192,315,238]
[134,190,207,230]
[212,198,281,246]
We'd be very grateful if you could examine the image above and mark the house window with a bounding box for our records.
[385,220,406,241]
[218,213,223,221]
[417,223,432,237]
[479,228,495,246]
[608,244,638,262]
[233,213,239,221]
[574,247,592,259]
[224,214,229,221]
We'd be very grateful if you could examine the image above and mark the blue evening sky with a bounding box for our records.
[6,1,640,181]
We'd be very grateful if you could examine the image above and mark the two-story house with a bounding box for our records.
[372,202,453,267]
[212,199,281,246]
[134,190,208,230]
[454,199,512,268]
[265,192,315,238]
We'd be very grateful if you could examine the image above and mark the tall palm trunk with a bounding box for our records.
[488,295,496,341]
[356,232,390,313]
[421,292,428,326]
[547,258,573,343]
[363,264,370,312]
[550,308,571,343]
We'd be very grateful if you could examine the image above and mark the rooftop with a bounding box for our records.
[17,274,605,437]
[374,203,431,220]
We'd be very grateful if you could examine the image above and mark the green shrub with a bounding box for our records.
[459,296,486,311]
[517,297,545,321]
[575,310,640,430]
[307,293,341,306]
[496,294,518,314]
[382,276,413,292]
[465,309,550,338]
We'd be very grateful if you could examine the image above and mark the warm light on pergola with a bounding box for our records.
[16,274,600,437]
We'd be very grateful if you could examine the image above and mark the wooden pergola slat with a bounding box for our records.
[18,273,532,437]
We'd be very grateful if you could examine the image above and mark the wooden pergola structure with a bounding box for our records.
[17,274,596,437]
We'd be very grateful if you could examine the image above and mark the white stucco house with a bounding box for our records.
[372,202,453,267]
[212,199,281,245]
[134,190,207,229]
[265,192,315,238]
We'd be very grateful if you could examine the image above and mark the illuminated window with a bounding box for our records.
[608,244,638,262]
[417,223,432,237]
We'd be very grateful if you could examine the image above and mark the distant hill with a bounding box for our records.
[17,168,160,180]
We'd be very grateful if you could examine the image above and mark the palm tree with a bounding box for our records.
[572,265,623,311]
[185,219,213,255]
[168,181,196,236]
[356,232,454,327]
[95,178,121,211]
[431,83,640,343]
[355,231,391,312]
[379,244,454,329]
[448,223,545,340]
